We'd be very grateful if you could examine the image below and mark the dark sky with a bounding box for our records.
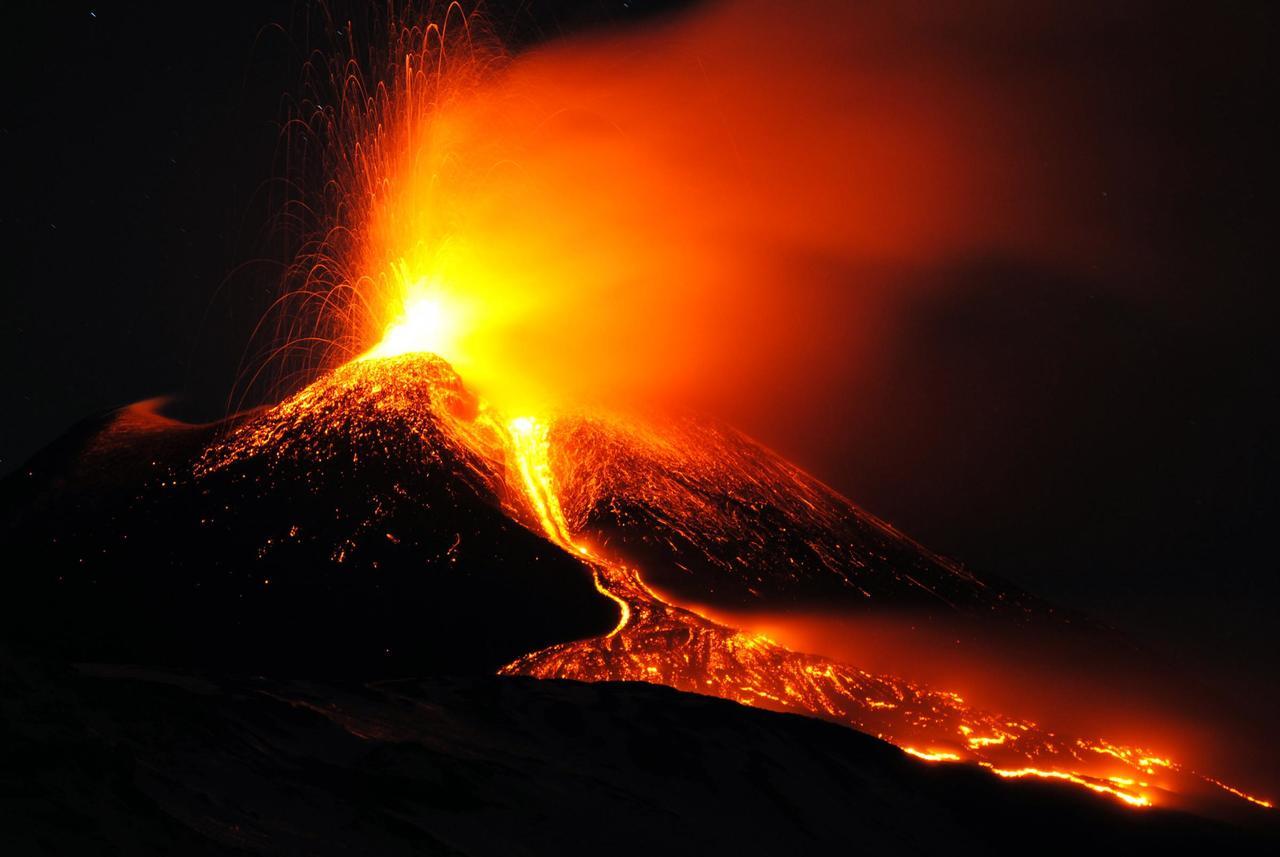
[2,1,1276,706]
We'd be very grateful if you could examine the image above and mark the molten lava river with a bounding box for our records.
[492,409,1263,813]
[202,353,1271,816]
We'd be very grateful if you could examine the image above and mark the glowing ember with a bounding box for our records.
[361,268,471,365]
[489,406,1263,812]
[1202,777,1275,810]
[207,347,1273,814]
[904,749,962,763]
[233,2,1272,819]
[978,765,1151,808]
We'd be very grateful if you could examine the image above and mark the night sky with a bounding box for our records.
[3,0,1276,717]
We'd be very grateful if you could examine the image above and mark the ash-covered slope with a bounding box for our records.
[549,411,1057,620]
[0,356,615,676]
[2,650,1270,857]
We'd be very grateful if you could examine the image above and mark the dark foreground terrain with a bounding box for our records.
[1,648,1273,856]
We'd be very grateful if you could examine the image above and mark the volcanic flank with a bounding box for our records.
[2,355,618,677]
[4,350,1033,677]
[3,352,1275,824]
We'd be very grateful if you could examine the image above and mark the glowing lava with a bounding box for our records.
[209,341,1275,814]
[487,403,1209,812]
[361,266,471,366]
[979,765,1151,809]
[506,414,631,636]
[238,2,1274,819]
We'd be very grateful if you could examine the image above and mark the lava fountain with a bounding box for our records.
[222,1,1272,816]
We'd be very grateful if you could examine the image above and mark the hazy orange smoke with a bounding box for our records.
[283,0,1121,420]
[239,1,1277,815]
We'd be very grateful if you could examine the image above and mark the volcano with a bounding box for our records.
[2,356,617,677]
[2,353,1042,676]
[3,353,1275,851]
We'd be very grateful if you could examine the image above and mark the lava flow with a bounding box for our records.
[220,336,1270,813]
[222,1,1273,819]
[483,404,1261,812]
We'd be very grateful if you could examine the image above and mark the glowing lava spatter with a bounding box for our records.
[486,401,1272,813]
[494,409,1149,810]
[239,3,1272,817]
[209,336,1275,813]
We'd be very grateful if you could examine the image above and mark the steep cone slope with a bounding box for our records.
[547,411,1049,616]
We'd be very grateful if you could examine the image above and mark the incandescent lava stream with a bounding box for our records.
[6,349,1270,817]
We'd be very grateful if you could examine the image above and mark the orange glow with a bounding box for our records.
[903,748,962,763]
[505,413,631,636]
[360,266,472,365]
[1201,777,1275,810]
[237,0,1275,821]
[979,764,1151,808]
[247,0,1128,422]
[506,415,574,546]
[483,403,1269,813]
[204,349,1274,815]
